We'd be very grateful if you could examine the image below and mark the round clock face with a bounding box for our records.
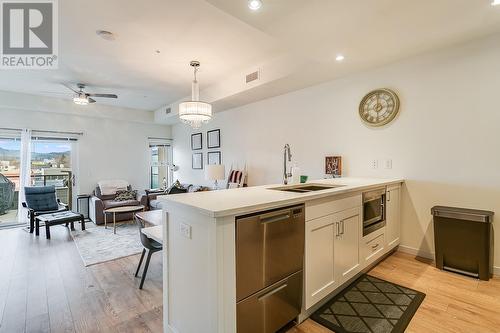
[359,89,400,126]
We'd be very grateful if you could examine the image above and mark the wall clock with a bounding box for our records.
[359,88,400,127]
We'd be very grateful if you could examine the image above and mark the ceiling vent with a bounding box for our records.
[165,107,171,114]
[245,70,260,84]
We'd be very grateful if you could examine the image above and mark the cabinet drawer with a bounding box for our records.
[363,233,385,265]
[237,271,302,333]
[306,193,361,221]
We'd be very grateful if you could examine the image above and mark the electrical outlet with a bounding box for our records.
[180,223,191,239]
[371,159,379,169]
[384,159,392,169]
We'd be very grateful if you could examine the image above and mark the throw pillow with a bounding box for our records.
[165,180,187,195]
[115,190,137,201]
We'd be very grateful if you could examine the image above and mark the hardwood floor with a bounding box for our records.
[0,226,162,333]
[1,226,499,333]
[291,252,500,333]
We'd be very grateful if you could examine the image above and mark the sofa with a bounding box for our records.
[90,182,147,225]
[146,183,210,210]
[90,181,210,224]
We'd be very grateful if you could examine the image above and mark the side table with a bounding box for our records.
[77,194,91,221]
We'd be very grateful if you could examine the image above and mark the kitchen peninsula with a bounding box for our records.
[160,177,404,333]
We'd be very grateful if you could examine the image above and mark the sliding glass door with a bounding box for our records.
[31,139,73,208]
[0,134,76,228]
[0,137,21,226]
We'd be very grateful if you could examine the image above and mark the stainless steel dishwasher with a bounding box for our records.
[236,204,305,333]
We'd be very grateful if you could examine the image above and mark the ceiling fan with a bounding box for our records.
[65,83,118,105]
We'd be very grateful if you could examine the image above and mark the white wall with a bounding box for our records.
[1,104,171,195]
[172,34,500,270]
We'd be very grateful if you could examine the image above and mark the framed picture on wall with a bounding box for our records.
[207,151,221,165]
[325,156,342,178]
[191,133,202,150]
[192,153,203,169]
[207,129,220,149]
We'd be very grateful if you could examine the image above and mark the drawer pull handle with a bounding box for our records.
[257,283,288,301]
[371,243,380,250]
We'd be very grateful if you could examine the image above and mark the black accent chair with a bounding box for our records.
[22,186,69,233]
[134,214,162,289]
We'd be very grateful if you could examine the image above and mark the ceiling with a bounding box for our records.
[1,0,500,113]
[0,0,282,110]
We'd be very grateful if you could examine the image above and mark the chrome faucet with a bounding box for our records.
[283,144,292,184]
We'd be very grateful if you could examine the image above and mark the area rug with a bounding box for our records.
[311,274,425,333]
[70,222,143,266]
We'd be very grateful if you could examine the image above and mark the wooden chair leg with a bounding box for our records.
[81,216,85,231]
[70,221,75,231]
[35,218,39,236]
[135,249,146,277]
[45,224,51,239]
[139,250,153,289]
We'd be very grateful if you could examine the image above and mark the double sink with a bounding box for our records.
[270,183,345,193]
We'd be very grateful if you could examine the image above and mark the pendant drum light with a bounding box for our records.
[178,61,212,128]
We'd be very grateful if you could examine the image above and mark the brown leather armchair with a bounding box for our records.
[89,186,147,224]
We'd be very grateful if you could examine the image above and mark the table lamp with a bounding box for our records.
[205,164,225,190]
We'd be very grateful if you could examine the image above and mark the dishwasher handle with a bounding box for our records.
[260,211,292,224]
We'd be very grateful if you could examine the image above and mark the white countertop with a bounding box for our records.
[159,177,404,218]
[142,225,163,244]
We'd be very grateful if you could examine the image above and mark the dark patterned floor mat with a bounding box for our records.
[311,274,425,333]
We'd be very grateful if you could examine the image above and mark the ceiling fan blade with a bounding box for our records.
[62,83,79,94]
[88,93,118,98]
[88,97,96,103]
[38,91,71,96]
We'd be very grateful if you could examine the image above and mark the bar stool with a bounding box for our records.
[134,214,162,289]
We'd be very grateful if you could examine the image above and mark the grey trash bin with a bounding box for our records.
[431,206,494,281]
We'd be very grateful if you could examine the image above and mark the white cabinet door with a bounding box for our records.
[386,185,401,249]
[334,207,361,284]
[304,214,337,309]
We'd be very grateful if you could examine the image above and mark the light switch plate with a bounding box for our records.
[384,159,392,169]
[180,222,191,239]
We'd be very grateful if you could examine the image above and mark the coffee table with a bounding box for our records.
[104,205,145,234]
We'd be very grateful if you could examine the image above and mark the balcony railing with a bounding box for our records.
[0,172,73,214]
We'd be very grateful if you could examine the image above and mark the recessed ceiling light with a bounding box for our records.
[96,30,116,41]
[155,49,161,54]
[248,0,262,11]
[335,54,345,62]
[492,0,500,5]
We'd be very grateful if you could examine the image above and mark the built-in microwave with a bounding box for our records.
[362,188,386,236]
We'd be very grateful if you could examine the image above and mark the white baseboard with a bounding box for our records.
[398,245,500,277]
[397,245,434,260]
